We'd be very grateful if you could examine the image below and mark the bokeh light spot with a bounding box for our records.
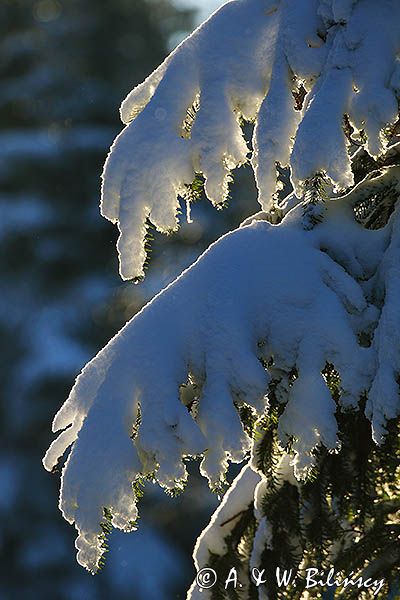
[33,0,61,23]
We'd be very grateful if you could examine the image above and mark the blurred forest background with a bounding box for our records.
[0,0,261,598]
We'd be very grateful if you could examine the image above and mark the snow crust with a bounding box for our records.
[101,0,400,279]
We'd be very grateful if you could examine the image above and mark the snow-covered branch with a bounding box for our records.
[44,197,390,571]
[101,0,400,279]
[43,0,400,580]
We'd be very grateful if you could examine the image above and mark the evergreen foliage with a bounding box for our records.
[40,1,400,598]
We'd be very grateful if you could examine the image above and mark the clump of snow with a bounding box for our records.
[187,452,299,599]
[193,464,260,569]
[101,0,400,279]
[187,463,260,600]
[45,0,400,577]
[44,193,392,570]
[102,0,278,280]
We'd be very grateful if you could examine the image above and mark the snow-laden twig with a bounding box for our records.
[101,0,400,279]
[101,0,278,279]
[43,199,385,571]
[44,0,400,579]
